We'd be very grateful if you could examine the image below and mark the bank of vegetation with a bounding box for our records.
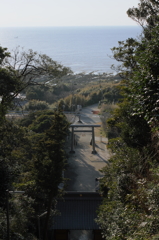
[0,48,70,240]
[17,73,121,112]
[96,1,159,240]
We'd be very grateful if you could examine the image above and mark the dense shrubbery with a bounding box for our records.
[26,83,71,104]
[24,100,49,111]
[96,1,159,239]
[56,83,122,111]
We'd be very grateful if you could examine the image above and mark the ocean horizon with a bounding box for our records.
[0,26,142,74]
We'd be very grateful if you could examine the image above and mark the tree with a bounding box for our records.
[111,38,140,79]
[0,119,37,239]
[0,108,69,239]
[97,1,159,239]
[32,108,69,240]
[111,1,159,128]
[0,47,13,118]
[0,46,71,118]
[127,25,159,126]
[0,45,71,238]
[127,0,159,28]
[106,100,152,148]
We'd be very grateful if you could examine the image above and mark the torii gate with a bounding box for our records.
[69,124,101,154]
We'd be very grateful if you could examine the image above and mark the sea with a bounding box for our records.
[0,26,142,74]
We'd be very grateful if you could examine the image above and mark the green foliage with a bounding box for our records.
[0,46,71,117]
[29,116,52,133]
[33,110,69,195]
[127,0,159,28]
[9,194,35,239]
[0,44,70,238]
[128,26,159,126]
[25,83,70,104]
[57,83,122,111]
[0,47,18,117]
[60,93,86,111]
[107,101,152,148]
[96,141,158,240]
[0,46,10,63]
[0,120,37,239]
[19,110,55,132]
[0,108,69,239]
[111,38,139,78]
[31,109,69,239]
[26,90,39,100]
[26,85,46,100]
[24,100,49,111]
[14,108,69,239]
[97,1,159,239]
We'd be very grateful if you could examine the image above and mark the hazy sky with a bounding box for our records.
[1,0,140,27]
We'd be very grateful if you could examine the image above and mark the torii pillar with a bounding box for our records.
[92,126,96,154]
[70,126,75,154]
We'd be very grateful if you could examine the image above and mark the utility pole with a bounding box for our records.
[37,211,47,240]
[6,190,25,240]
[6,190,10,240]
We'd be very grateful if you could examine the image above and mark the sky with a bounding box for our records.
[1,0,140,27]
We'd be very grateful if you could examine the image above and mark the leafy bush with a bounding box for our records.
[24,100,49,111]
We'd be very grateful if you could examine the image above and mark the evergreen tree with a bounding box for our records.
[32,108,69,240]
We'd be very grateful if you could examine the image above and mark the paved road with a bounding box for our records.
[65,104,110,192]
[65,104,101,124]
[74,104,101,124]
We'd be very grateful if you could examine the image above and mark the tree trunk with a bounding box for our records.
[43,191,54,240]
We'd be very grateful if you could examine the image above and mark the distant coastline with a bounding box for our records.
[0,25,141,28]
[0,26,142,74]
